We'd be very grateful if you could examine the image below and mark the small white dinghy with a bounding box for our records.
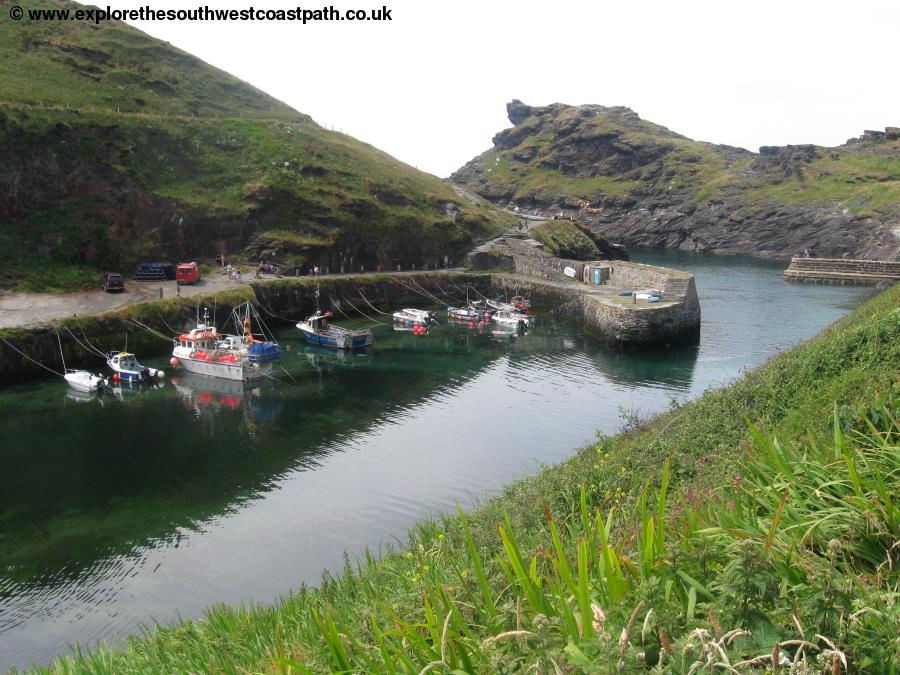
[64,370,107,393]
[492,310,530,329]
[392,308,438,325]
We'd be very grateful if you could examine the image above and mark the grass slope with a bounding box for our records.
[0,0,300,120]
[26,285,900,673]
[0,0,514,291]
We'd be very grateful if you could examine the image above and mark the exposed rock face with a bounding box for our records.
[453,101,900,261]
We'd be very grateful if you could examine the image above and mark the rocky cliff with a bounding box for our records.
[0,0,512,290]
[453,101,900,260]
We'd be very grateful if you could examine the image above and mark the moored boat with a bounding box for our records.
[491,310,530,330]
[448,306,488,323]
[64,370,107,393]
[392,308,438,325]
[487,298,535,324]
[170,304,281,381]
[296,311,374,350]
[106,351,164,384]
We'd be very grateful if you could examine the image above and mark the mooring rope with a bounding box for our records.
[431,280,464,303]
[125,318,172,342]
[447,278,471,300]
[63,326,106,359]
[356,288,391,316]
[406,276,451,308]
[79,327,111,358]
[155,312,182,337]
[394,276,445,308]
[0,335,63,377]
[255,295,302,325]
[337,293,386,325]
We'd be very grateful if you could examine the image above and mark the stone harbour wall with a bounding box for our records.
[492,268,701,347]
[784,257,900,286]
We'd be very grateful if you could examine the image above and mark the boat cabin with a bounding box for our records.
[176,326,218,350]
[309,311,333,330]
[110,352,138,370]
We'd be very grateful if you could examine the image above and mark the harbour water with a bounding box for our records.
[0,252,874,670]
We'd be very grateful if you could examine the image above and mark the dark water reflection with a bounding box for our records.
[0,251,873,670]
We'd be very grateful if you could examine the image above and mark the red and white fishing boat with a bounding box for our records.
[170,305,281,381]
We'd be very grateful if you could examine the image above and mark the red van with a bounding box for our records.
[176,262,201,285]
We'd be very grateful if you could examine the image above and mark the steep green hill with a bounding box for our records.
[453,100,900,260]
[0,0,512,291]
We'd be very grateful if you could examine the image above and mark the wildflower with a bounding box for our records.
[591,603,606,633]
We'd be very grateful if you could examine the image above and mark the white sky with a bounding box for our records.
[108,0,900,177]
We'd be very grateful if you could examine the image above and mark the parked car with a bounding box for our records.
[100,272,125,292]
[176,261,201,285]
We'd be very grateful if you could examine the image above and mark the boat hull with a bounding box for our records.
[174,353,270,381]
[64,371,105,392]
[298,325,373,350]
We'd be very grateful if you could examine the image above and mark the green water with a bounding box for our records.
[0,252,874,670]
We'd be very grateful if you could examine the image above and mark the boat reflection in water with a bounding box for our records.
[108,379,166,402]
[64,388,103,404]
[489,323,528,342]
[303,345,373,369]
[169,371,282,437]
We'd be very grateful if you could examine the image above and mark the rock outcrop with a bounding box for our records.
[453,101,900,261]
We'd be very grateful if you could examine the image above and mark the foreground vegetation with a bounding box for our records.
[25,285,900,673]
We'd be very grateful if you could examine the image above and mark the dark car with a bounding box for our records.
[100,272,125,292]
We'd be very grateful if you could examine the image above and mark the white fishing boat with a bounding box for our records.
[170,304,281,381]
[487,298,535,323]
[64,370,107,393]
[492,310,530,330]
[106,351,165,384]
[392,308,438,325]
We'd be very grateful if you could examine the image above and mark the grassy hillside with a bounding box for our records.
[0,0,301,120]
[453,101,900,260]
[27,284,899,672]
[0,0,513,291]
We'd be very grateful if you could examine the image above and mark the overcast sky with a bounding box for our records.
[111,0,899,177]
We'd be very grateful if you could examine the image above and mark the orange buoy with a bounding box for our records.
[170,357,180,367]
[112,373,120,383]
[468,321,475,328]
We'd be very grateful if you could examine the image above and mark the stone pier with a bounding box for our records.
[783,257,900,286]
[484,240,700,346]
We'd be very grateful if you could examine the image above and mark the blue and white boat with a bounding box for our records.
[106,351,164,384]
[296,311,374,350]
